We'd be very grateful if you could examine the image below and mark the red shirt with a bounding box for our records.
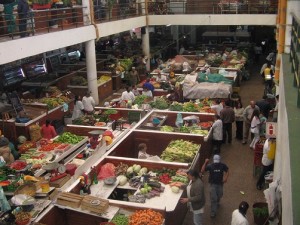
[41,124,57,140]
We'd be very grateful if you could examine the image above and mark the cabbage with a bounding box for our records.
[117,175,128,186]
[171,186,180,193]
[127,166,133,174]
[133,165,141,173]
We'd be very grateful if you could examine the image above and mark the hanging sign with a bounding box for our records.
[266,122,277,139]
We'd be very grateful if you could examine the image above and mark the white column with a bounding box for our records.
[142,26,150,71]
[85,40,99,105]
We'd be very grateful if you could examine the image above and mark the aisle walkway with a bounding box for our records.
[183,59,267,225]
[98,57,268,225]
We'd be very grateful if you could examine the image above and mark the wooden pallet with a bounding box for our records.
[81,195,109,214]
[57,192,83,209]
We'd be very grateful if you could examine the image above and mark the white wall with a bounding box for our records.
[0,14,276,65]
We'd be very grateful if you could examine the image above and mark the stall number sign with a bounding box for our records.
[266,122,277,139]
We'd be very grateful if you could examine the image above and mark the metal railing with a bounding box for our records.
[0,6,88,40]
[0,0,278,41]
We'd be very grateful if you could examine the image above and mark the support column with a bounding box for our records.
[142,26,150,71]
[85,40,99,105]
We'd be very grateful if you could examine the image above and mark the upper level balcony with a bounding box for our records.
[0,0,278,41]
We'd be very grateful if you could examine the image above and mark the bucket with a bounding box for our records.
[253,202,269,225]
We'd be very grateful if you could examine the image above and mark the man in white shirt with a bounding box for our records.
[121,86,135,102]
[82,91,95,114]
[231,201,250,225]
[212,114,223,154]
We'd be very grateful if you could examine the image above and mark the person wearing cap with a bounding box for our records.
[0,136,15,164]
[82,91,95,114]
[201,155,229,218]
[231,201,250,225]
[180,169,205,225]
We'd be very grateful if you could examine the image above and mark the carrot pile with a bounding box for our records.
[129,209,164,225]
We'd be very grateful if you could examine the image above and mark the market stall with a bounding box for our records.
[182,73,234,99]
[67,71,113,102]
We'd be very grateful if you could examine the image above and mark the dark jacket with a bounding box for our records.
[17,0,29,18]
[188,178,205,211]
[220,106,235,123]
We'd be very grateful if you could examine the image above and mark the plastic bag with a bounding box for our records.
[97,163,116,180]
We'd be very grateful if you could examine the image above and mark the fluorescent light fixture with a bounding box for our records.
[166,24,172,27]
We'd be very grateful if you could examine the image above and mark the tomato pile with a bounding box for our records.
[10,161,27,171]
[39,143,60,152]
[158,173,171,184]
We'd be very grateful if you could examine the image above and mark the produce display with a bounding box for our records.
[72,115,96,126]
[28,96,70,109]
[39,143,61,152]
[70,76,88,86]
[160,140,200,163]
[149,97,170,110]
[18,142,36,154]
[111,214,129,225]
[133,95,150,106]
[54,132,84,144]
[9,160,28,171]
[169,102,183,111]
[97,75,111,84]
[129,209,164,225]
[159,125,210,136]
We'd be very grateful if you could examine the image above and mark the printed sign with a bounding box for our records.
[266,122,277,139]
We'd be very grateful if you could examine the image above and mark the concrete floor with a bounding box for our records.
[182,57,267,225]
[99,56,268,225]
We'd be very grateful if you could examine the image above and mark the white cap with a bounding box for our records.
[213,154,221,163]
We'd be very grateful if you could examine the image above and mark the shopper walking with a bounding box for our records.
[249,109,261,149]
[201,155,229,218]
[231,201,250,225]
[82,91,95,114]
[180,169,205,225]
[242,101,260,144]
[234,101,244,140]
[211,114,223,154]
[220,100,235,144]
[17,0,29,38]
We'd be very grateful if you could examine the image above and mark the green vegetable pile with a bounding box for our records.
[54,132,84,144]
[161,140,200,163]
[160,126,174,132]
[169,102,183,111]
[103,109,118,115]
[190,129,209,136]
[182,101,199,112]
[111,214,129,225]
[150,97,169,110]
[133,95,149,106]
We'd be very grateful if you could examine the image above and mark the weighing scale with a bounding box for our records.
[42,162,67,182]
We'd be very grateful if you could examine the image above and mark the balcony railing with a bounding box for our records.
[0,0,278,41]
